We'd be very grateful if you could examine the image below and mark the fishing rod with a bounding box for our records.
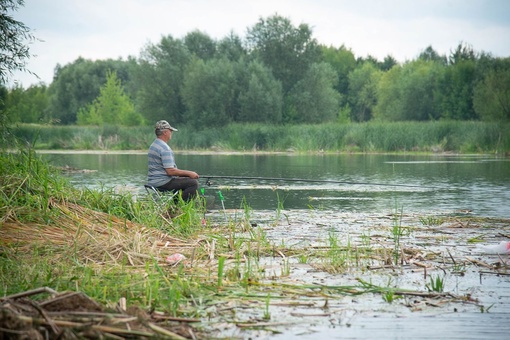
[201,175,439,189]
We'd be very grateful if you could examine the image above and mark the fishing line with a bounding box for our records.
[201,175,441,190]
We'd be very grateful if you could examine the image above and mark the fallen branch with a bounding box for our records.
[236,321,297,328]
[0,287,57,301]
[465,256,493,269]
[152,314,201,323]
[147,322,188,339]
[290,312,331,317]
[479,271,510,276]
[16,315,155,337]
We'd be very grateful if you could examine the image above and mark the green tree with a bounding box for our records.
[77,70,143,126]
[1,0,33,144]
[0,85,6,118]
[375,60,443,121]
[134,35,191,125]
[217,31,246,61]
[357,55,379,66]
[373,66,402,121]
[286,62,340,123]
[448,42,476,65]
[403,60,443,121]
[0,84,7,144]
[49,58,133,124]
[182,58,236,128]
[0,0,34,85]
[183,30,216,60]
[473,59,510,121]
[348,62,382,122]
[321,44,356,96]
[5,83,48,123]
[418,45,447,64]
[380,55,398,71]
[438,59,477,120]
[3,84,22,122]
[246,14,321,94]
[238,60,283,123]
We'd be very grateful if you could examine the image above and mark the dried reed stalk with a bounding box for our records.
[0,201,196,266]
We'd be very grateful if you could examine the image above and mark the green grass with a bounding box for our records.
[7,121,510,153]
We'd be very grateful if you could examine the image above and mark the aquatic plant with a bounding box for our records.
[391,206,404,265]
[419,215,444,226]
[263,294,271,320]
[217,256,226,290]
[298,254,309,264]
[275,190,287,220]
[240,195,252,227]
[426,274,446,293]
[280,258,291,277]
[382,290,401,304]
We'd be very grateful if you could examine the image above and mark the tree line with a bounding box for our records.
[2,14,510,129]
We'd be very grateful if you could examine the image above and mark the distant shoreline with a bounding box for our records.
[33,149,487,157]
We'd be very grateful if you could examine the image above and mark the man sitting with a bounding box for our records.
[147,120,199,201]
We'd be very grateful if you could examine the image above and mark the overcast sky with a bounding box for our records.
[9,0,510,87]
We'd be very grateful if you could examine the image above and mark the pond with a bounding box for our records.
[38,151,510,339]
[41,151,510,218]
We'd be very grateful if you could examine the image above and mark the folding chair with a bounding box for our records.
[144,184,163,201]
[144,184,181,202]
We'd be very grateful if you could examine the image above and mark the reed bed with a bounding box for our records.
[0,200,195,266]
[8,121,510,153]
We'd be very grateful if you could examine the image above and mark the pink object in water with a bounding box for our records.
[476,241,510,254]
[166,253,186,265]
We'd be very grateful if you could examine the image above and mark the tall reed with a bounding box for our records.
[7,121,509,153]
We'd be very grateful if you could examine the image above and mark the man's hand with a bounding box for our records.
[187,171,199,179]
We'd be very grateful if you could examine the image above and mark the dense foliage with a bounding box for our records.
[0,0,33,84]
[2,12,510,129]
[77,70,144,126]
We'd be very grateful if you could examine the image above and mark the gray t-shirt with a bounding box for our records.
[147,139,176,187]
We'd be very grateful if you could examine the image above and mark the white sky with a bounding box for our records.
[8,0,510,87]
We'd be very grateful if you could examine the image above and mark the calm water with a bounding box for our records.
[41,152,510,218]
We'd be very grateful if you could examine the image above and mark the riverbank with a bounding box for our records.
[29,148,510,158]
[3,204,509,338]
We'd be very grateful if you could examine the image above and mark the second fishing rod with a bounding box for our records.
[200,175,442,190]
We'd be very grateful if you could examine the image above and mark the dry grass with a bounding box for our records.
[0,200,198,266]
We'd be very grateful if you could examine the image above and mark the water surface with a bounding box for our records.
[41,152,510,218]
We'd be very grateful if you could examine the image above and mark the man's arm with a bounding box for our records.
[165,167,199,179]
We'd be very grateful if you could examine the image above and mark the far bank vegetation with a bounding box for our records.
[3,14,510,154]
[8,121,509,154]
